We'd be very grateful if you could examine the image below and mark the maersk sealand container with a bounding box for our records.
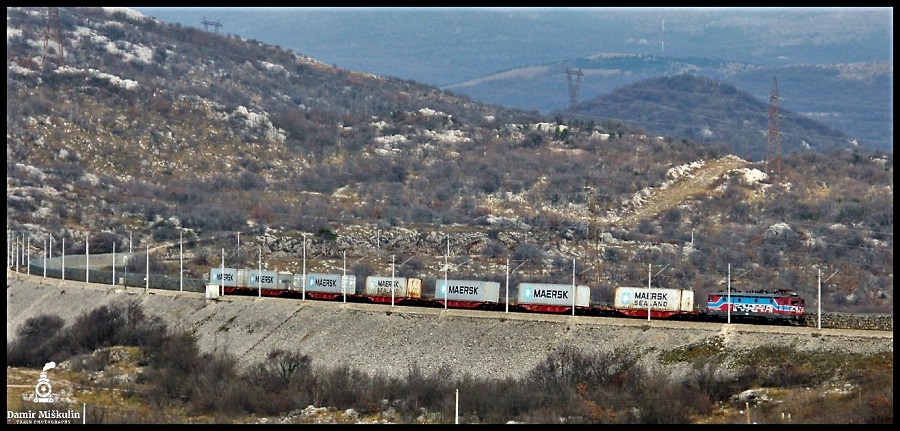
[613,287,694,312]
[613,287,694,318]
[364,276,422,299]
[435,279,500,304]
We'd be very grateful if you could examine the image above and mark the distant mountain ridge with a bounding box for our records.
[131,9,892,152]
[574,74,853,161]
[443,54,892,152]
[135,8,892,85]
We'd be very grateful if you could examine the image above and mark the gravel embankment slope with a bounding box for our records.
[7,272,892,380]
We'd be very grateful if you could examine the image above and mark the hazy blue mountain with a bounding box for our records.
[445,55,893,152]
[575,74,855,161]
[134,7,892,153]
[133,7,892,86]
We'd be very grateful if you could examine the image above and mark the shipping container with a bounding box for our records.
[296,273,358,295]
[435,279,500,303]
[209,268,291,292]
[247,269,292,290]
[364,276,423,298]
[614,287,694,313]
[517,283,590,307]
[210,267,246,288]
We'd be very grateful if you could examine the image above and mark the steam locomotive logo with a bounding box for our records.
[34,361,56,403]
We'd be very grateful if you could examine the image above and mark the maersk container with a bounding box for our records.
[517,283,590,307]
[364,276,423,298]
[297,273,358,295]
[247,269,286,290]
[614,287,694,313]
[210,267,246,288]
[435,279,501,303]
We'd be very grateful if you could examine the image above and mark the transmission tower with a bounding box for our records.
[766,75,782,181]
[202,17,222,33]
[566,68,584,113]
[660,18,665,53]
[42,7,65,67]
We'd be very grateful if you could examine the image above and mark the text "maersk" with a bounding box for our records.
[533,289,568,299]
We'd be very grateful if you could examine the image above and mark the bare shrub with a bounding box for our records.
[761,363,814,387]
[63,304,128,354]
[512,243,544,263]
[319,364,372,411]
[7,314,66,367]
[397,255,424,278]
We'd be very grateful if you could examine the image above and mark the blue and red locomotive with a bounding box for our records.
[706,289,805,325]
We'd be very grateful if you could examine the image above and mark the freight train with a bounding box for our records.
[207,267,806,325]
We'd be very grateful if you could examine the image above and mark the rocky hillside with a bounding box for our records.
[5,7,893,314]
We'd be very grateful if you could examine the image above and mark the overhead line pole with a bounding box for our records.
[766,75,782,181]
[818,269,839,330]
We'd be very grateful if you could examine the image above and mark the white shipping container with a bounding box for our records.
[247,269,279,289]
[614,287,694,312]
[436,279,501,303]
[299,273,357,295]
[365,276,422,298]
[517,283,590,307]
[210,267,244,287]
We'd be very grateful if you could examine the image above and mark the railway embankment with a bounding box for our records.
[7,271,893,380]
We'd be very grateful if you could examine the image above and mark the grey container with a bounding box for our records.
[297,273,358,294]
[247,269,281,290]
[435,279,501,303]
[209,267,243,287]
[517,283,591,307]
